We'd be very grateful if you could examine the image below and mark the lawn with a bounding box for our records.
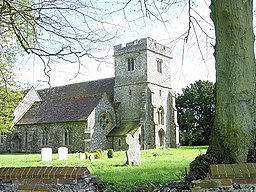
[0,146,207,191]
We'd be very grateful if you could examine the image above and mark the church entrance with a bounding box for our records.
[158,129,165,147]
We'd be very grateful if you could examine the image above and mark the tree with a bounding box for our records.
[0,0,118,133]
[207,0,256,163]
[0,0,118,83]
[0,58,23,134]
[0,8,23,134]
[176,80,215,146]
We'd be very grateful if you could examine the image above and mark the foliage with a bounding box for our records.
[0,147,207,191]
[0,87,22,133]
[152,150,158,157]
[0,40,23,133]
[107,149,114,158]
[176,80,215,146]
[85,152,90,159]
[95,149,103,159]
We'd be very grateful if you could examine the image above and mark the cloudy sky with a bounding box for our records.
[13,0,255,93]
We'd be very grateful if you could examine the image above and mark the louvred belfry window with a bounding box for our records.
[127,58,135,71]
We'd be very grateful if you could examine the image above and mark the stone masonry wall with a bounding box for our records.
[90,94,117,151]
[1,121,87,153]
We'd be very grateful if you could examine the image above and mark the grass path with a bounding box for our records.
[0,146,207,191]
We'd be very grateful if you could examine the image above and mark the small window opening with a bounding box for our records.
[157,107,164,125]
[25,130,28,146]
[157,59,163,73]
[118,139,121,147]
[128,58,135,71]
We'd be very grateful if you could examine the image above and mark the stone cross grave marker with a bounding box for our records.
[126,134,141,165]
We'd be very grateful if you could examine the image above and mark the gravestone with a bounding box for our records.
[58,147,68,160]
[126,134,141,165]
[89,154,95,162]
[41,147,52,162]
[79,152,85,160]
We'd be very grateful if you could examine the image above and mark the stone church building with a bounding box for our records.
[0,37,179,153]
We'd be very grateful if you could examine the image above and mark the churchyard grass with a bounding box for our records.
[0,146,207,191]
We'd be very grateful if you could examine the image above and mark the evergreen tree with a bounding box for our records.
[177,80,215,146]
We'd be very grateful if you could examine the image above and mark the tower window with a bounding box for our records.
[157,107,164,125]
[157,59,163,73]
[127,58,135,71]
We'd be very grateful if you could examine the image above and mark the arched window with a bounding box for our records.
[63,127,71,145]
[24,129,28,146]
[157,59,163,73]
[157,107,164,125]
[118,138,121,147]
[42,128,49,146]
[0,132,5,144]
[99,112,112,129]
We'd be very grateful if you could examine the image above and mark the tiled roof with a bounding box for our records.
[16,78,115,125]
[107,121,140,136]
[38,77,115,101]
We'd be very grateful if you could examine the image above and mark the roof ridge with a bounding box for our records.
[37,77,115,92]
[39,93,103,102]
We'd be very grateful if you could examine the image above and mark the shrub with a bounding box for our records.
[107,149,114,158]
[95,149,103,159]
[152,151,158,157]
[85,152,90,159]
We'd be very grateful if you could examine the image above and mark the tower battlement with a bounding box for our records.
[114,37,172,58]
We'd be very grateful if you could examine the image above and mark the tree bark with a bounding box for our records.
[208,0,256,163]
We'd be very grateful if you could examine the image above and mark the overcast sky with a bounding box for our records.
[13,0,255,93]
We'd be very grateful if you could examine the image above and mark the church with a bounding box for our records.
[0,37,179,153]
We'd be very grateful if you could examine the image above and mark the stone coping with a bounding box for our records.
[0,166,90,180]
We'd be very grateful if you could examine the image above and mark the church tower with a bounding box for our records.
[113,37,179,149]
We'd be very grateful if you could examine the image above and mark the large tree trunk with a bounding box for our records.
[208,0,256,163]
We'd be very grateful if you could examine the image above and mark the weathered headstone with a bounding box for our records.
[79,152,85,160]
[89,154,95,162]
[58,147,68,160]
[41,147,52,162]
[126,134,141,165]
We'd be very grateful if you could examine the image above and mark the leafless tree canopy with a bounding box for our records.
[0,0,123,83]
[2,0,253,86]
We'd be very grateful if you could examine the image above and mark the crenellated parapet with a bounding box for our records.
[114,37,172,58]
